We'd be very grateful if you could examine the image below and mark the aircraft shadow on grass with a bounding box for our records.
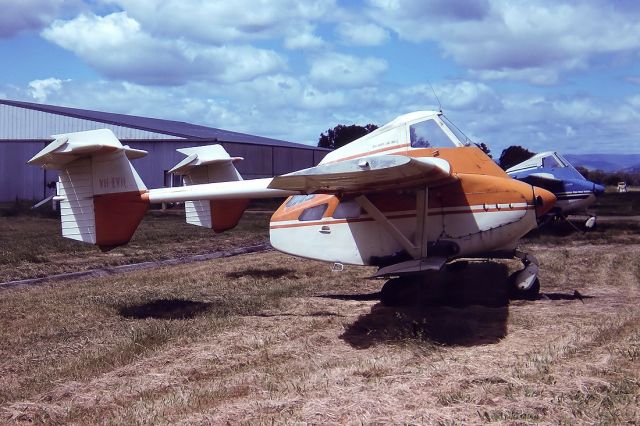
[328,262,593,349]
[118,298,212,320]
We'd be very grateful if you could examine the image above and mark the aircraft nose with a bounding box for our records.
[533,186,556,217]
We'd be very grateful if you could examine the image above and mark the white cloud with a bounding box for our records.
[309,52,387,88]
[367,0,640,84]
[42,12,285,85]
[4,70,639,155]
[0,0,82,38]
[28,78,67,102]
[104,0,337,44]
[336,22,389,46]
[283,26,326,50]
[629,95,640,108]
[471,68,563,86]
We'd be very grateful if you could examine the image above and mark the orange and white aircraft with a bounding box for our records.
[28,111,556,300]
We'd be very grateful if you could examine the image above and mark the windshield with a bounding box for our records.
[409,119,457,148]
[441,115,471,146]
[554,153,586,180]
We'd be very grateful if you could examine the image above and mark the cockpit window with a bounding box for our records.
[332,200,361,219]
[542,156,561,168]
[299,203,328,221]
[286,194,316,208]
[409,119,456,148]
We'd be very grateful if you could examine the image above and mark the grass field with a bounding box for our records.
[1,199,639,424]
[0,211,270,283]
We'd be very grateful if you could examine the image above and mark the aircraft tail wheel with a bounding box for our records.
[585,216,596,229]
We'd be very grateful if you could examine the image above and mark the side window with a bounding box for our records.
[286,194,316,208]
[409,119,454,148]
[332,200,361,219]
[299,203,328,221]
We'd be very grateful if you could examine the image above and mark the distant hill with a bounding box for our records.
[563,154,640,172]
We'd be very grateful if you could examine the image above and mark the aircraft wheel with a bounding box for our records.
[508,276,540,301]
[380,277,419,306]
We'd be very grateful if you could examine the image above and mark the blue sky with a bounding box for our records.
[1,0,639,155]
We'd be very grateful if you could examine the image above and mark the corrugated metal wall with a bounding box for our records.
[0,104,181,140]
[0,141,51,201]
[0,105,329,203]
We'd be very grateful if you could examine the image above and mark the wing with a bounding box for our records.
[268,155,455,193]
[517,174,565,193]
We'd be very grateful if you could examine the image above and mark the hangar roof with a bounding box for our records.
[0,99,326,151]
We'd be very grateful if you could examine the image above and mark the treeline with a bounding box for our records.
[575,168,640,186]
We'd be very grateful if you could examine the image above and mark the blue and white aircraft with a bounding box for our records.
[506,151,604,227]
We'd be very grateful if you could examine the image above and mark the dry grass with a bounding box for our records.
[0,211,270,282]
[1,217,639,424]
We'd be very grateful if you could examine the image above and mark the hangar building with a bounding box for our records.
[0,99,328,203]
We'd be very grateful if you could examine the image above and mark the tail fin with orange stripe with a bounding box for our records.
[168,145,249,232]
[28,129,149,250]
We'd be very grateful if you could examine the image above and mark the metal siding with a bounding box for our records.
[223,143,273,176]
[273,147,314,175]
[0,142,48,201]
[0,104,183,140]
[314,150,328,165]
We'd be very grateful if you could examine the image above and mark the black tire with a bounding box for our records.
[508,275,540,301]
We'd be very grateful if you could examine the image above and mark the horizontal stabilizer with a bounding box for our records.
[268,155,455,193]
[516,174,565,193]
[169,144,243,175]
[27,129,147,169]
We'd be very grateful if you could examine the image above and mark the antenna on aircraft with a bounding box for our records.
[430,83,443,113]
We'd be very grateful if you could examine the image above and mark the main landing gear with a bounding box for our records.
[508,251,540,301]
[378,251,542,306]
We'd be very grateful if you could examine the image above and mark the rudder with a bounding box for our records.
[29,129,149,250]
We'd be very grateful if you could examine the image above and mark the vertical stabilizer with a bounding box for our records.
[28,129,149,250]
[169,145,249,232]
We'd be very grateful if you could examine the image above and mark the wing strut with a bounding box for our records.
[416,187,428,258]
[355,188,429,260]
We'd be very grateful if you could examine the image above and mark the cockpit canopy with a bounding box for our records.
[318,111,473,166]
[506,151,587,181]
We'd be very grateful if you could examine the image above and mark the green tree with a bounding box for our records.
[318,123,378,150]
[499,145,536,170]
[475,142,492,158]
